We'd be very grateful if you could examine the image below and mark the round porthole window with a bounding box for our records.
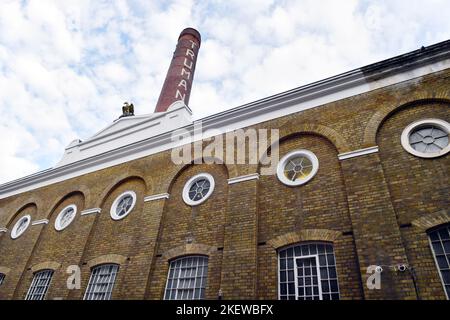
[11,215,31,239]
[55,204,77,231]
[110,191,137,221]
[182,173,215,206]
[401,119,450,158]
[277,150,319,187]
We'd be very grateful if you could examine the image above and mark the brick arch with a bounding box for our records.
[267,229,342,250]
[43,190,87,221]
[3,202,38,228]
[0,266,11,275]
[161,156,235,194]
[411,209,450,232]
[30,261,61,273]
[86,254,128,269]
[93,173,149,208]
[162,243,216,261]
[363,96,450,148]
[259,122,351,165]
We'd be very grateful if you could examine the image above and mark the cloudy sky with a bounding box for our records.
[0,0,449,184]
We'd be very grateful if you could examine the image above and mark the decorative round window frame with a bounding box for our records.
[110,191,137,221]
[276,149,319,187]
[182,173,215,206]
[11,215,31,239]
[401,118,450,159]
[54,204,77,231]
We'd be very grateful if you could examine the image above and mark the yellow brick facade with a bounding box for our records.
[0,66,449,300]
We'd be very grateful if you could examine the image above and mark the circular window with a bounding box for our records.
[110,191,137,221]
[401,119,450,158]
[11,215,31,239]
[182,173,215,206]
[277,150,319,187]
[55,204,77,231]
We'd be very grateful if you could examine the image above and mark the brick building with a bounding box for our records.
[0,28,449,300]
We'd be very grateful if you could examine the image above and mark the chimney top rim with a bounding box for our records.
[179,27,201,44]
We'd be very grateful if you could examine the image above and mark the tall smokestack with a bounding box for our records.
[154,28,201,113]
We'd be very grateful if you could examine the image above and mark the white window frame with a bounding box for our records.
[54,204,77,231]
[25,269,53,300]
[276,150,319,187]
[401,118,450,158]
[182,173,215,206]
[278,243,340,301]
[164,255,209,300]
[293,255,323,300]
[83,264,119,300]
[10,214,31,239]
[110,190,137,221]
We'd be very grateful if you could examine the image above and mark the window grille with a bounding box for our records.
[83,264,119,300]
[25,269,53,300]
[279,243,340,300]
[164,256,208,300]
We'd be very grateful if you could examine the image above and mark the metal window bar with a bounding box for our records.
[25,269,53,300]
[428,225,450,299]
[278,243,340,300]
[0,273,5,286]
[164,256,208,300]
[83,264,119,300]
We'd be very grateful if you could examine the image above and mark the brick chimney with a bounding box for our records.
[154,28,201,113]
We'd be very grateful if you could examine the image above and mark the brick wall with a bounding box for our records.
[0,68,448,300]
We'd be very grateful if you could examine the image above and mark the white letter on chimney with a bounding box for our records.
[181,68,191,80]
[175,90,186,101]
[184,58,193,70]
[178,79,187,90]
[189,40,198,49]
[186,49,195,59]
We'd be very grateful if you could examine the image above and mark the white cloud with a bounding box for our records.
[0,0,449,184]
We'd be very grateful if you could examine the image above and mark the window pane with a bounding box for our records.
[441,270,450,284]
[439,228,450,240]
[443,241,450,254]
[433,242,445,255]
[437,256,448,269]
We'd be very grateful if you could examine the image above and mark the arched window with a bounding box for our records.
[278,242,340,300]
[428,224,450,299]
[164,256,208,300]
[84,264,119,300]
[25,269,54,300]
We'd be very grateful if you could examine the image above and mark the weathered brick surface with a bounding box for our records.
[0,68,448,300]
[341,153,417,299]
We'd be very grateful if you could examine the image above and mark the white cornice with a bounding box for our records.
[338,146,380,160]
[0,42,449,200]
[81,208,102,216]
[32,219,49,226]
[144,193,170,202]
[228,173,260,185]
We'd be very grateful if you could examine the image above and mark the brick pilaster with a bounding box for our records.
[341,153,417,299]
[220,179,258,299]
